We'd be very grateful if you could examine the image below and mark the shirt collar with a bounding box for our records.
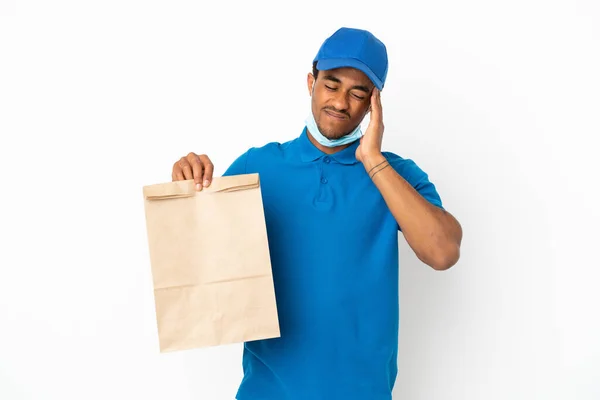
[297,126,361,165]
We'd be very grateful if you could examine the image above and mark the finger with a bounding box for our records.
[187,153,204,187]
[174,171,185,181]
[172,161,185,181]
[198,155,214,187]
[371,88,382,121]
[179,157,194,180]
[369,89,378,112]
[171,163,179,181]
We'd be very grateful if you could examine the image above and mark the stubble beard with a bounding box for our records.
[316,119,353,140]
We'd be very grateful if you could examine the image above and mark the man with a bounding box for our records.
[172,27,462,400]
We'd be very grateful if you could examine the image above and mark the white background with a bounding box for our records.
[1,0,599,399]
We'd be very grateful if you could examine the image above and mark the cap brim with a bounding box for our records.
[316,58,383,90]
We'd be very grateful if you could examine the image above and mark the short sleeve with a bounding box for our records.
[222,149,250,177]
[384,152,444,230]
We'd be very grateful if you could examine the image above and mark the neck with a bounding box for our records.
[306,128,353,154]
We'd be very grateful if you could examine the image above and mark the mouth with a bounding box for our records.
[324,109,348,120]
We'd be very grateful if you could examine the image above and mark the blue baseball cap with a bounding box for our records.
[313,27,388,90]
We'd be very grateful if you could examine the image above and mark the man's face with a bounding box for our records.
[307,67,375,140]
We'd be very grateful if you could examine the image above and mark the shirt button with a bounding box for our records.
[321,177,328,184]
[323,157,330,163]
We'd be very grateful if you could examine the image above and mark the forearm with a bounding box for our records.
[364,154,462,270]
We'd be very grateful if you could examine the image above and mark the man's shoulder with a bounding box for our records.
[248,136,297,156]
[381,151,432,182]
[239,135,299,164]
[383,150,444,208]
[224,136,299,176]
[382,151,417,170]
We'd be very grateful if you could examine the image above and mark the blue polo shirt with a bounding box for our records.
[223,127,443,400]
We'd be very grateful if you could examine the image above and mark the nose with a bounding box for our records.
[330,90,349,113]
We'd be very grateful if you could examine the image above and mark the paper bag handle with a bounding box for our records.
[143,173,260,200]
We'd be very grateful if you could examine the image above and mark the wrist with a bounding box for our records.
[362,153,386,171]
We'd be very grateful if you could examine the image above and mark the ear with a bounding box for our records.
[307,73,315,96]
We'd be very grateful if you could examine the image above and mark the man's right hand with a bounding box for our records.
[172,152,214,191]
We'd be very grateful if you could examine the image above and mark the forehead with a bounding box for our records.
[319,67,374,87]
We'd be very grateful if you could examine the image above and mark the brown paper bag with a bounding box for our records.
[142,173,280,352]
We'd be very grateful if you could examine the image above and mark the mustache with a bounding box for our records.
[323,107,350,118]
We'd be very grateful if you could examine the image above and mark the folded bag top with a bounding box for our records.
[143,173,260,200]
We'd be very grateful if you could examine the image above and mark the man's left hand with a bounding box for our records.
[355,88,385,166]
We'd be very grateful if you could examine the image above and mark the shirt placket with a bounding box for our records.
[316,155,331,203]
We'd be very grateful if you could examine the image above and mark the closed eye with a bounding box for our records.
[325,85,337,91]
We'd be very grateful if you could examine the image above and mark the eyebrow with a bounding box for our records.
[323,75,371,93]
